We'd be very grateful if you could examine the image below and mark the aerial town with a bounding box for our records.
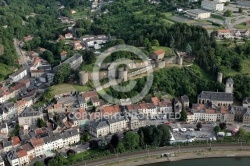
[1,0,250,166]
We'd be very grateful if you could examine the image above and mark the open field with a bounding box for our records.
[234,23,248,29]
[51,83,91,95]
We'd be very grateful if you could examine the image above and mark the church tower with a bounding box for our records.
[225,78,234,93]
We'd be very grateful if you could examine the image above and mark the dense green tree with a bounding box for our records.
[138,130,145,148]
[180,109,187,121]
[53,63,71,84]
[238,7,243,13]
[224,10,232,17]
[196,122,202,129]
[110,134,120,149]
[213,126,221,133]
[124,131,139,150]
[42,50,54,64]
[34,161,44,166]
[82,133,91,142]
[151,39,160,46]
[117,142,125,153]
[157,124,171,146]
[37,118,46,128]
[236,128,246,139]
[98,138,108,150]
[48,155,69,166]
[219,122,227,130]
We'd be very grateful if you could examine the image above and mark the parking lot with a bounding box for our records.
[170,123,217,141]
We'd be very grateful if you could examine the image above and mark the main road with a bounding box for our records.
[74,143,250,166]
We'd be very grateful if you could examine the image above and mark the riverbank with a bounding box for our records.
[104,149,250,166]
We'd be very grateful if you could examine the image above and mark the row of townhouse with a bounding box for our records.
[88,115,146,138]
[187,101,250,124]
[217,29,250,39]
[4,129,80,166]
[0,78,30,103]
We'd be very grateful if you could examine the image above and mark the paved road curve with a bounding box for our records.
[74,144,250,166]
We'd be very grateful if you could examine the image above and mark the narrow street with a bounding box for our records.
[13,38,30,73]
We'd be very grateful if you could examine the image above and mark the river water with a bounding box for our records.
[146,157,250,166]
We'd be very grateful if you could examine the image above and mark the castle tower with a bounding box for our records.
[79,71,89,85]
[225,78,234,93]
[217,72,223,83]
[178,56,183,65]
[118,67,128,81]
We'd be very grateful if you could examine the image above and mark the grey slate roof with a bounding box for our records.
[7,151,18,160]
[181,95,189,102]
[243,97,250,104]
[198,91,233,101]
[3,140,12,148]
[19,107,43,117]
[89,121,109,129]
[229,106,247,115]
[60,129,79,139]
[106,117,125,125]
[19,134,31,141]
[226,78,234,84]
[43,132,62,143]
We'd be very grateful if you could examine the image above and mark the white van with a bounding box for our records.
[172,128,179,132]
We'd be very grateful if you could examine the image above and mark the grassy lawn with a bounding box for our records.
[81,63,94,72]
[152,46,173,53]
[234,23,247,29]
[0,63,15,81]
[51,83,91,95]
[211,14,225,21]
[73,84,91,92]
[71,8,90,20]
[71,149,102,161]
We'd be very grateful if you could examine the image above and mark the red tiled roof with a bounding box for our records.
[21,143,34,152]
[30,138,44,147]
[12,136,20,146]
[126,104,140,111]
[220,107,228,114]
[192,103,205,110]
[91,96,99,103]
[83,91,98,99]
[60,51,67,56]
[139,103,147,109]
[31,70,44,73]
[11,83,25,91]
[205,109,216,114]
[153,49,165,56]
[217,29,230,33]
[101,105,120,114]
[17,149,28,158]
[16,99,28,107]
[18,78,30,85]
